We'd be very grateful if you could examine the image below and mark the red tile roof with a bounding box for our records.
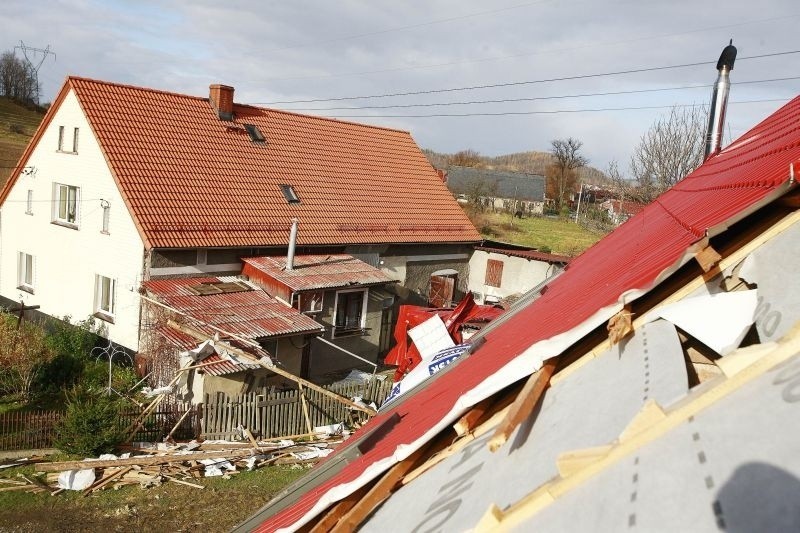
[7,77,479,249]
[253,96,800,531]
[242,254,395,292]
[143,277,323,340]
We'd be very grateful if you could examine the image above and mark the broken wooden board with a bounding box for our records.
[360,320,687,533]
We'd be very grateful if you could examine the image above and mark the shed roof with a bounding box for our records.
[0,77,480,249]
[143,276,323,340]
[242,254,395,292]
[249,96,800,531]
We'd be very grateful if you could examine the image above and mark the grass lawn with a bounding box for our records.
[0,97,44,187]
[469,210,607,257]
[0,461,308,532]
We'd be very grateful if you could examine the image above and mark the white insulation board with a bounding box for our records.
[363,320,688,533]
[522,348,800,533]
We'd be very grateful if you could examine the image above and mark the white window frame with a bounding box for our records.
[300,291,324,314]
[94,274,116,322]
[26,189,33,215]
[17,252,34,293]
[333,288,368,337]
[57,125,64,151]
[72,127,79,153]
[53,183,80,227]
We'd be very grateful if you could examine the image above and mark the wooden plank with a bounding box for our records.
[607,306,633,345]
[331,445,431,533]
[83,466,133,495]
[488,358,558,453]
[555,445,613,478]
[453,397,494,437]
[695,244,722,272]
[35,449,254,472]
[308,484,372,533]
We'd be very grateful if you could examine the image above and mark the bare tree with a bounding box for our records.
[448,149,482,167]
[0,51,40,104]
[625,106,706,203]
[549,138,588,210]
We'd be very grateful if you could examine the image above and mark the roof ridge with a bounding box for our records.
[234,101,412,135]
[67,76,412,135]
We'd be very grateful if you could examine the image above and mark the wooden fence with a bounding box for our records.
[0,405,201,452]
[202,378,394,440]
[0,409,62,451]
[0,378,393,450]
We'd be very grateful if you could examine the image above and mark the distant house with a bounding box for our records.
[0,77,479,379]
[468,241,568,305]
[443,166,547,215]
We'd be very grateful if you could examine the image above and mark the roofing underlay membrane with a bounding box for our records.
[248,96,800,532]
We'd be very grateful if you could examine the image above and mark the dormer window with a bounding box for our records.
[244,124,265,143]
[280,184,300,204]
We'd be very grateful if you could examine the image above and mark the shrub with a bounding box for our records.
[54,391,126,456]
[38,316,103,392]
[0,313,56,401]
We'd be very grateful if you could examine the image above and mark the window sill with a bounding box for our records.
[25,211,33,216]
[17,285,34,295]
[100,230,110,236]
[56,150,78,155]
[51,220,79,230]
[332,328,366,339]
[93,311,115,324]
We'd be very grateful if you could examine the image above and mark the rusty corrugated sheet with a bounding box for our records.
[242,254,395,292]
[143,276,323,339]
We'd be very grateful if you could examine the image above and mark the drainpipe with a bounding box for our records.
[286,218,299,271]
[704,40,737,160]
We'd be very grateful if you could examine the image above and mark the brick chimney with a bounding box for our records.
[209,84,234,121]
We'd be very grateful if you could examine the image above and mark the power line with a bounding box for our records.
[259,0,552,54]
[258,13,800,83]
[281,76,800,111]
[254,50,800,105]
[323,98,790,119]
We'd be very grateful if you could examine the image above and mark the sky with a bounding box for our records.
[2,0,798,173]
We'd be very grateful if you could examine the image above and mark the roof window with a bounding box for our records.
[187,281,252,296]
[280,184,300,204]
[243,123,265,143]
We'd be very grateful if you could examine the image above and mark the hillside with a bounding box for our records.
[0,97,45,186]
[423,148,609,184]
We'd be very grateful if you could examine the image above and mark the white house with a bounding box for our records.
[0,77,480,361]
[468,243,568,305]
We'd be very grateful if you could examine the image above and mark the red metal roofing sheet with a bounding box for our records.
[143,277,323,339]
[151,326,263,376]
[60,77,480,249]
[255,96,800,531]
[242,254,395,292]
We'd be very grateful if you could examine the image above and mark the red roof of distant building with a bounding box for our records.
[242,254,395,292]
[602,199,647,216]
[143,277,322,340]
[0,77,479,249]
[254,97,800,531]
[475,246,570,264]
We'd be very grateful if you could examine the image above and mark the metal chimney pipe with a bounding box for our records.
[286,218,299,271]
[704,40,737,160]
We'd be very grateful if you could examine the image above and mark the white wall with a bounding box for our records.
[0,89,145,350]
[468,250,558,304]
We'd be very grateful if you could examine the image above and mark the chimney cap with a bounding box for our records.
[716,39,737,71]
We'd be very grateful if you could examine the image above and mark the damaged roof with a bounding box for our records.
[0,77,480,249]
[143,276,323,340]
[242,254,396,292]
[243,96,800,532]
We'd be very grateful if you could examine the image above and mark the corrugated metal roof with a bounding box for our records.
[254,96,800,531]
[152,325,263,376]
[143,276,323,339]
[3,77,480,248]
[242,254,395,292]
[476,246,570,264]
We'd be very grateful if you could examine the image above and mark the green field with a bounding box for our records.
[470,210,606,257]
[0,97,44,187]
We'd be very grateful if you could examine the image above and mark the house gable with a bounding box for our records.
[0,87,146,350]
